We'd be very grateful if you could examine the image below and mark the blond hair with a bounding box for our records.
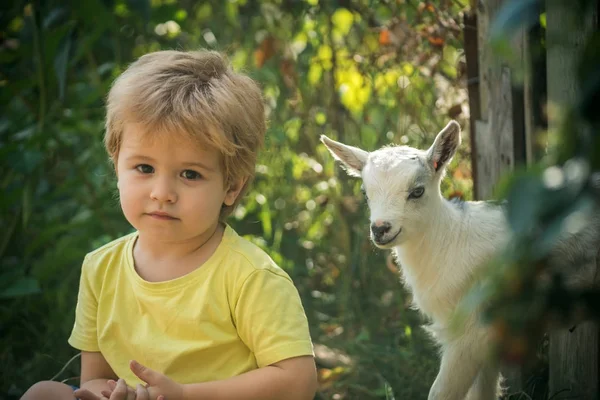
[104,49,266,219]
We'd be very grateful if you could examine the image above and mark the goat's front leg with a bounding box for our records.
[465,362,502,400]
[427,336,484,400]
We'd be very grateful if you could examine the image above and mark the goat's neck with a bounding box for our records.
[392,198,470,321]
[393,195,510,322]
[399,197,461,267]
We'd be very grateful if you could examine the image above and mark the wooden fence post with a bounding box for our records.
[545,0,599,398]
[467,0,531,391]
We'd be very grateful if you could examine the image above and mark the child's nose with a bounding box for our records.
[150,178,177,203]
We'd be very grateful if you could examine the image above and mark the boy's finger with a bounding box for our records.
[135,383,149,400]
[110,379,129,400]
[72,388,101,400]
[127,386,137,400]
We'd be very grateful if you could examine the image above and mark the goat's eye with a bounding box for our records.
[409,187,425,199]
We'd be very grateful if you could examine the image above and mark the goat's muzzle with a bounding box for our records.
[371,221,400,245]
[371,221,401,246]
[371,222,391,240]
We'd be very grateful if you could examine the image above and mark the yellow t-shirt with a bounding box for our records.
[68,224,314,385]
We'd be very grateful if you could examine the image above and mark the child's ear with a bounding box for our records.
[224,177,248,206]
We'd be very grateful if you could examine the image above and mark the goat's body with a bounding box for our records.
[392,199,510,400]
[394,198,599,400]
[394,200,509,328]
[545,210,600,289]
[320,122,599,400]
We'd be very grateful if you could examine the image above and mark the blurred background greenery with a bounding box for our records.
[0,0,526,398]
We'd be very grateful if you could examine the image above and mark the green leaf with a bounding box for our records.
[490,0,542,40]
[0,211,19,259]
[21,179,32,228]
[43,7,69,30]
[331,8,354,36]
[259,203,273,239]
[505,174,544,235]
[0,277,41,298]
[69,0,116,32]
[126,0,151,24]
[195,3,212,21]
[13,125,36,141]
[54,26,74,101]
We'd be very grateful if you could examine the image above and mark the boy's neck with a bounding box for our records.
[132,222,225,282]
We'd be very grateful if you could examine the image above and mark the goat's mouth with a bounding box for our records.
[373,229,401,247]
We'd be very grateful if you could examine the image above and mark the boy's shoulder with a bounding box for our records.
[222,225,290,280]
[73,232,137,289]
[82,231,137,270]
[87,231,136,257]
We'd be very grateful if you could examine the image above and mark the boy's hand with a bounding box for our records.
[129,360,182,400]
[102,379,157,400]
[72,388,106,400]
[102,361,181,400]
[74,379,139,400]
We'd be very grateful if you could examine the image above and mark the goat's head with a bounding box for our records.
[321,120,461,249]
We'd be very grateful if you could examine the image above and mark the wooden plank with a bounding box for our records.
[521,29,535,166]
[474,0,528,392]
[474,0,519,200]
[472,64,516,202]
[474,120,490,200]
[463,11,481,200]
[548,322,599,400]
[545,0,599,397]
[477,0,491,123]
[511,26,528,167]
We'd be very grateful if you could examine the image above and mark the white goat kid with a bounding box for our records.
[321,121,510,400]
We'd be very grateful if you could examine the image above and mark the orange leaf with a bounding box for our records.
[254,49,266,68]
[279,59,296,88]
[448,190,464,200]
[452,168,465,180]
[254,36,276,68]
[379,28,391,45]
[427,35,444,47]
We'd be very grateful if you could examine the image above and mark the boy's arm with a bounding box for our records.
[78,351,119,395]
[69,255,116,395]
[181,355,317,400]
[128,355,317,400]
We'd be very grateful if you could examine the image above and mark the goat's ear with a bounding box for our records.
[427,120,461,173]
[320,135,368,177]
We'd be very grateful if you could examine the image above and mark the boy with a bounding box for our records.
[21,49,317,400]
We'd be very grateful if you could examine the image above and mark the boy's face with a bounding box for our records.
[116,122,242,241]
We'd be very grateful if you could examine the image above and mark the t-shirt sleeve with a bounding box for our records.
[68,254,101,352]
[233,268,314,368]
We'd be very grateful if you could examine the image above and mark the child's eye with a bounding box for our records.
[136,164,154,174]
[181,170,202,180]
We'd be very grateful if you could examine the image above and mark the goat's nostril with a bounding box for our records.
[371,222,391,238]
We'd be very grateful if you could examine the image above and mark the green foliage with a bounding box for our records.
[1,0,471,398]
[454,0,600,397]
